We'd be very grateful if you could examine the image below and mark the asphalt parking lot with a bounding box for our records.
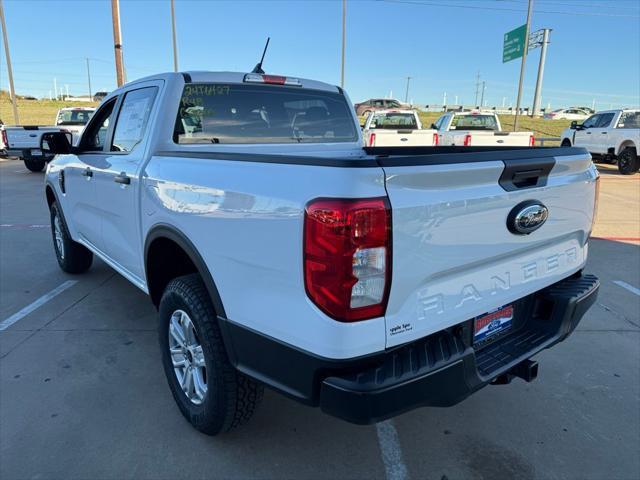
[0,158,638,480]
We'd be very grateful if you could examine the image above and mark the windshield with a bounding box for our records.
[56,109,94,126]
[370,113,418,130]
[451,114,498,131]
[173,83,358,144]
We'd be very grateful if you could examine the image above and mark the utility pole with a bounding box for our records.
[86,58,93,100]
[340,0,346,88]
[111,0,125,86]
[474,71,480,107]
[443,92,447,105]
[514,0,534,131]
[531,28,550,116]
[170,0,179,71]
[454,95,458,105]
[0,0,19,124]
[54,78,58,100]
[65,84,69,100]
[480,81,486,107]
[404,76,411,104]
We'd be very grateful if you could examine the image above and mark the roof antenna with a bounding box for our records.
[252,37,270,74]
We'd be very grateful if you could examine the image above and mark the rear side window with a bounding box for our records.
[173,83,358,144]
[617,112,640,129]
[111,87,158,153]
[451,114,498,131]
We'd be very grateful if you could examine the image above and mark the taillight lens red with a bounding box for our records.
[433,133,439,146]
[1,129,7,146]
[369,132,376,146]
[463,134,472,146]
[529,135,535,146]
[304,197,392,322]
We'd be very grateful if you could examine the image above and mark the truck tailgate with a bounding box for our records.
[6,127,59,150]
[367,129,437,147]
[379,148,597,348]
[458,132,533,147]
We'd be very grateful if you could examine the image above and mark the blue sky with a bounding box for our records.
[1,0,639,110]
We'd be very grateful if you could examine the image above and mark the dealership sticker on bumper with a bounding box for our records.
[474,304,513,344]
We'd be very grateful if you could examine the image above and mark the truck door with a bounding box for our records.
[574,114,600,151]
[94,83,160,283]
[62,97,118,252]
[589,112,616,155]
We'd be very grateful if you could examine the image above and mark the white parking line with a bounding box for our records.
[376,420,409,480]
[0,280,78,331]
[613,280,640,297]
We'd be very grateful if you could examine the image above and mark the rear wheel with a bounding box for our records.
[24,158,46,172]
[159,274,263,435]
[50,202,93,273]
[617,147,639,175]
[561,139,572,147]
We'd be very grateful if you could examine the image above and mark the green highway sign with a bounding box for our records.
[503,24,527,63]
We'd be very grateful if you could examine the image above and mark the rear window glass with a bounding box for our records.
[370,113,418,129]
[617,112,640,129]
[451,114,498,131]
[56,109,94,126]
[173,83,358,144]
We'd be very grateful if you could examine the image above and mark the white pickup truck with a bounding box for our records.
[40,71,599,435]
[362,109,438,147]
[434,111,534,147]
[4,107,95,172]
[560,109,639,175]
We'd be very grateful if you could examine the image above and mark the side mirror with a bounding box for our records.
[570,121,578,129]
[41,131,73,155]
[430,123,438,129]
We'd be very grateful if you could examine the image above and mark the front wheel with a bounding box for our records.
[24,158,46,172]
[50,202,93,273]
[159,274,263,435]
[617,147,639,175]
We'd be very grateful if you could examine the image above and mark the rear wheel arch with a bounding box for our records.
[616,140,636,156]
[144,225,227,318]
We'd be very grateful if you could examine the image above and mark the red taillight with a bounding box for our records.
[432,132,439,146]
[529,135,535,146]
[463,134,472,146]
[369,132,376,146]
[262,75,286,85]
[304,197,392,322]
[1,129,7,146]
[243,73,302,86]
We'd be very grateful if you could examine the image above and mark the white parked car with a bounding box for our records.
[362,109,438,147]
[40,71,599,435]
[543,108,591,121]
[560,109,639,174]
[3,107,95,172]
[434,111,534,147]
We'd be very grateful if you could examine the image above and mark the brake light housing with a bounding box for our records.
[529,135,535,146]
[433,133,439,146]
[369,132,376,146]
[463,134,472,146]
[243,73,302,86]
[304,197,392,322]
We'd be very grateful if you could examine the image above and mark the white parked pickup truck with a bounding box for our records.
[560,109,639,175]
[434,111,534,147]
[4,107,95,172]
[40,71,599,435]
[362,109,438,147]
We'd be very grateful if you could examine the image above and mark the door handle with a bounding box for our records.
[586,132,592,134]
[114,172,130,185]
[81,168,93,177]
[601,132,607,134]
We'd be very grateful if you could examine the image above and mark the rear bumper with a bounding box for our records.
[223,273,599,425]
[6,149,51,161]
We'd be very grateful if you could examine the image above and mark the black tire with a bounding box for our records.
[159,274,263,435]
[50,202,93,273]
[617,147,639,175]
[561,139,572,147]
[24,158,46,172]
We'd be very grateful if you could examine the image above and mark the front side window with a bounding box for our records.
[111,87,158,153]
[370,113,418,129]
[617,111,640,129]
[79,99,116,152]
[582,114,600,128]
[451,114,498,131]
[173,83,358,144]
[596,113,615,128]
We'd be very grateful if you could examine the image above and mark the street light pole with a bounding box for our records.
[513,0,533,131]
[0,0,20,124]
[405,76,411,104]
[340,0,346,88]
[111,0,125,87]
[170,0,179,72]
[531,28,550,116]
[86,58,93,100]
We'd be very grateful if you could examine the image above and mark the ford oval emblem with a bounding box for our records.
[507,200,548,235]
